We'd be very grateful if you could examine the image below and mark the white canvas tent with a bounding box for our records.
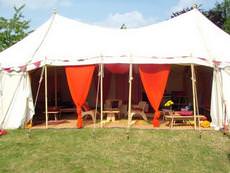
[0,9,229,129]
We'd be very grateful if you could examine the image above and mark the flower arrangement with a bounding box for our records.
[164,100,174,107]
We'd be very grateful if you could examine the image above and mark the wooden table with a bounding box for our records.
[164,114,206,128]
[103,109,120,122]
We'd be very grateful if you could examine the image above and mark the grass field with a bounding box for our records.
[0,128,229,173]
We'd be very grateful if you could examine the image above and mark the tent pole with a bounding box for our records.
[194,69,200,130]
[215,68,222,128]
[191,64,197,130]
[54,67,57,107]
[0,73,3,129]
[128,64,133,128]
[94,67,101,128]
[45,65,48,129]
[100,63,104,128]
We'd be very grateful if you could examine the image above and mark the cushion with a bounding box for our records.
[112,101,119,108]
[0,129,7,136]
[178,111,193,116]
[48,106,60,111]
[82,103,90,111]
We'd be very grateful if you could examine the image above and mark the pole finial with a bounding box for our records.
[192,4,198,9]
[120,24,127,29]
[53,8,57,14]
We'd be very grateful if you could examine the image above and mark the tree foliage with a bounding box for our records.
[223,0,230,33]
[171,4,202,18]
[171,0,230,34]
[204,1,226,30]
[0,5,30,52]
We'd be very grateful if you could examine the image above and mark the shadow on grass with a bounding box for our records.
[223,132,230,139]
[227,154,230,162]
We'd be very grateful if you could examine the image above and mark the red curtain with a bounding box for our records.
[65,65,95,128]
[139,64,171,127]
[105,64,129,74]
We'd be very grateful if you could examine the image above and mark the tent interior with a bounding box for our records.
[29,64,213,128]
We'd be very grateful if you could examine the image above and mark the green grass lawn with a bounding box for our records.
[0,128,229,173]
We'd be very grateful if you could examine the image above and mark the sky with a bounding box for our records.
[0,0,223,29]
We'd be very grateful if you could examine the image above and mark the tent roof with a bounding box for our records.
[0,9,230,72]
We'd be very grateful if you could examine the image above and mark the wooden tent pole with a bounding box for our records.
[94,67,101,128]
[45,65,48,129]
[128,64,133,127]
[100,63,104,128]
[54,67,57,107]
[194,69,200,130]
[191,64,197,129]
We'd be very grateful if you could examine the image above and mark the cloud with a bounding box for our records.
[96,11,158,28]
[170,0,223,13]
[0,0,72,9]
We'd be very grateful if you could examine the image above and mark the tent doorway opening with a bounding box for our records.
[29,64,213,128]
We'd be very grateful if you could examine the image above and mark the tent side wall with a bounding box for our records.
[0,72,34,129]
[221,68,230,126]
[210,67,230,129]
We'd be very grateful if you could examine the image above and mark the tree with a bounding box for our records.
[204,0,230,33]
[0,5,30,52]
[170,1,230,34]
[204,2,226,30]
[171,4,202,18]
[224,17,230,33]
[223,0,230,33]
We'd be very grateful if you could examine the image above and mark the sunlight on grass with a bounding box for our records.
[0,129,229,173]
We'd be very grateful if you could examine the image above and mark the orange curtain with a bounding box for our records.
[65,65,95,128]
[139,64,171,127]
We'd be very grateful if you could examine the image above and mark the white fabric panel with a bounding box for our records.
[210,69,225,129]
[221,68,230,125]
[0,72,34,129]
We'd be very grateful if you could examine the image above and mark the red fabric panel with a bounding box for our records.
[103,70,111,100]
[105,64,129,74]
[115,74,129,103]
[132,73,142,104]
[65,65,95,128]
[139,64,171,127]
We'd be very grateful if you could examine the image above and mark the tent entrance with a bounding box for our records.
[29,64,213,129]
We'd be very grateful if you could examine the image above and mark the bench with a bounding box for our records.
[44,107,60,121]
[60,107,76,115]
